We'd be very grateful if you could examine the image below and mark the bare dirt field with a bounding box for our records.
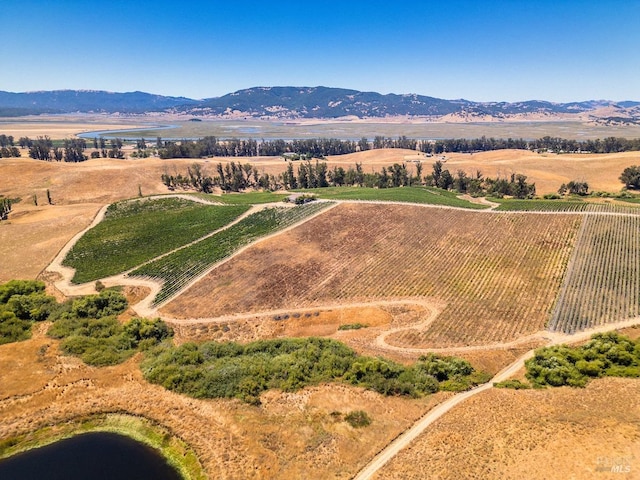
[374,377,640,480]
[0,327,445,480]
[162,203,579,347]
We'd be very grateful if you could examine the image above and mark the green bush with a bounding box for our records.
[0,310,33,344]
[525,332,640,388]
[142,338,486,403]
[337,323,368,330]
[344,410,372,428]
[49,315,173,367]
[70,289,128,318]
[494,379,531,389]
[0,280,56,344]
[0,280,45,303]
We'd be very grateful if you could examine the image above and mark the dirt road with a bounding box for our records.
[352,316,640,480]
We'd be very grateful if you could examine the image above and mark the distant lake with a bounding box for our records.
[0,432,182,480]
[75,119,640,142]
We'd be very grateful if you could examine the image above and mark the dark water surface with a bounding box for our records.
[0,432,182,480]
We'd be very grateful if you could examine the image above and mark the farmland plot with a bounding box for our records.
[548,207,640,333]
[63,197,249,283]
[162,204,580,347]
[131,202,333,305]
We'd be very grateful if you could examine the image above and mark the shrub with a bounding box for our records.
[337,323,368,330]
[494,379,531,389]
[49,315,173,366]
[70,289,128,318]
[524,333,640,388]
[0,280,45,303]
[345,410,371,428]
[0,310,32,344]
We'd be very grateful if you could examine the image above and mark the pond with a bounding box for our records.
[0,432,182,480]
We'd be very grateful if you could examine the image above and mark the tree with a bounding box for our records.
[620,166,640,189]
[108,138,124,158]
[63,138,87,162]
[431,161,443,187]
[566,180,589,196]
[0,198,11,220]
[28,136,53,161]
[453,170,468,193]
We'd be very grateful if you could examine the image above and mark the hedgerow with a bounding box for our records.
[141,337,486,404]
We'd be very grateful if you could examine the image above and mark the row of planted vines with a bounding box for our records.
[131,202,333,305]
[548,208,640,333]
[161,204,581,347]
[63,197,249,283]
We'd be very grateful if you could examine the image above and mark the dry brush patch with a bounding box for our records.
[373,377,640,480]
[163,204,580,347]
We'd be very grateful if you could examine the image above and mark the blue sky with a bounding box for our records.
[2,0,639,102]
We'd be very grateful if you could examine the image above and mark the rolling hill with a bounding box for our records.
[0,86,638,123]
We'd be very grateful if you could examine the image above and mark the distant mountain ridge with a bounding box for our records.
[0,90,197,116]
[0,86,638,123]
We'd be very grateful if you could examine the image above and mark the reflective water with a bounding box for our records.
[0,432,182,480]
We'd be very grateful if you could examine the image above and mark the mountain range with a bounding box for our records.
[1,86,639,124]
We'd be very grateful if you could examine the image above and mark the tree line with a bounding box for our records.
[16,136,125,161]
[158,136,361,159]
[156,134,640,159]
[161,159,536,198]
[7,132,640,163]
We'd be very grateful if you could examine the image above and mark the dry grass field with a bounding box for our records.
[0,116,148,139]
[374,377,640,479]
[161,203,579,347]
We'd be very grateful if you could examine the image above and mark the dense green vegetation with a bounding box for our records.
[525,332,640,387]
[49,314,172,366]
[199,191,289,205]
[0,280,174,366]
[0,280,57,344]
[300,186,488,209]
[141,337,488,404]
[132,202,332,304]
[63,198,248,283]
[494,199,589,212]
[620,165,640,189]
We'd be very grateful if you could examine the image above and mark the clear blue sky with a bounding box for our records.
[2,0,639,102]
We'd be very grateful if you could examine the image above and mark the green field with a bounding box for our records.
[297,186,489,209]
[188,191,289,205]
[63,198,249,283]
[494,199,589,212]
[131,202,333,305]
